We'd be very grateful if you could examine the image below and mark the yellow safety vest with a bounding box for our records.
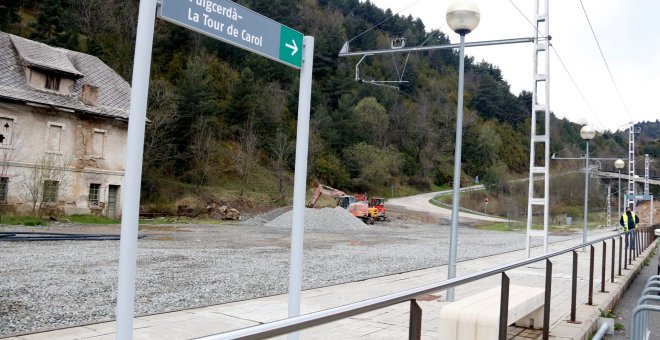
[622,213,637,231]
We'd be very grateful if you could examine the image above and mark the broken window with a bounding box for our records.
[0,117,14,145]
[45,74,60,91]
[88,183,100,206]
[92,129,105,158]
[42,180,59,203]
[48,123,63,152]
[0,177,8,204]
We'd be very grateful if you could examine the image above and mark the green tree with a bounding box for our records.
[172,55,218,175]
[351,97,389,147]
[30,0,79,49]
[343,142,401,192]
[0,0,20,32]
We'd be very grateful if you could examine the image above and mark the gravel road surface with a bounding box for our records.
[387,188,509,222]
[1,211,580,337]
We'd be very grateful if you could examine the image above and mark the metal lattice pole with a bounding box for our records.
[644,154,650,196]
[628,123,635,209]
[525,0,551,257]
[607,186,611,227]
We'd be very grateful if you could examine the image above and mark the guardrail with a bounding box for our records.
[430,187,499,218]
[630,275,660,340]
[197,225,659,340]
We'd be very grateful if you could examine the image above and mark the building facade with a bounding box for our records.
[0,32,130,217]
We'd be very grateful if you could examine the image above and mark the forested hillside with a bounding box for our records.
[2,0,655,208]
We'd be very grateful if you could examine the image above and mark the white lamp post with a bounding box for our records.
[580,125,596,246]
[614,159,625,224]
[446,0,480,302]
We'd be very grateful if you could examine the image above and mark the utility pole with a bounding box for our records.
[627,123,640,209]
[525,0,551,257]
[607,186,611,227]
[644,154,650,196]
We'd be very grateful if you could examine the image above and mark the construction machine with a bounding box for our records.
[306,184,385,225]
[368,197,388,221]
[347,201,374,225]
[306,184,345,208]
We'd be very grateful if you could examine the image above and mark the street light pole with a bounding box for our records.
[447,32,465,303]
[583,139,590,245]
[614,159,625,229]
[581,125,596,247]
[445,0,479,302]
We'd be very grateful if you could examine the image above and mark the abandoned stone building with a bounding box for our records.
[0,31,130,217]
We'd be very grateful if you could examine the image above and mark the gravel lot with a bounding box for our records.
[0,210,581,337]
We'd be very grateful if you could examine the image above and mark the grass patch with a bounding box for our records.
[68,214,121,224]
[0,216,45,226]
[475,221,573,233]
[475,221,525,232]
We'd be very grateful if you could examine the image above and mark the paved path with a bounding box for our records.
[9,229,656,340]
[387,188,509,223]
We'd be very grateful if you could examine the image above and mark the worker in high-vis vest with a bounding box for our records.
[619,206,640,249]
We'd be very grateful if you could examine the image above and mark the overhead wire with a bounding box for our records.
[347,0,427,43]
[505,0,628,154]
[578,0,635,123]
[505,0,605,129]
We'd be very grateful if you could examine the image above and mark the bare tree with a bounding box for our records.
[0,126,23,220]
[143,79,178,170]
[71,0,112,40]
[233,117,259,197]
[269,128,293,203]
[189,118,217,186]
[20,153,73,216]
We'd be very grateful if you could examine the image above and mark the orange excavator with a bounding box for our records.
[306,184,377,224]
[306,184,346,208]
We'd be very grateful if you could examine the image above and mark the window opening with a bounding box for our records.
[43,180,59,203]
[0,118,14,145]
[92,130,105,158]
[0,177,8,203]
[45,74,60,91]
[89,183,100,206]
[48,124,63,151]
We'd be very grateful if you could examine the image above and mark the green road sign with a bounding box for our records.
[158,0,303,69]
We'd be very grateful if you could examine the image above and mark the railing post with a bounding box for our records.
[588,245,595,305]
[408,299,422,340]
[630,232,634,265]
[619,236,623,275]
[642,228,646,249]
[601,241,608,292]
[570,251,579,322]
[611,238,615,283]
[625,234,629,269]
[543,259,552,340]
[499,273,510,340]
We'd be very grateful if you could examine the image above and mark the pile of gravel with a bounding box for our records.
[265,207,367,230]
[242,206,292,225]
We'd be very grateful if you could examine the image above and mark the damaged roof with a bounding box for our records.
[0,32,130,120]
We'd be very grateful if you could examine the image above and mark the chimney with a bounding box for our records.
[81,84,99,106]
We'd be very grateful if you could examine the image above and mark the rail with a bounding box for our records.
[198,225,658,340]
[630,275,660,340]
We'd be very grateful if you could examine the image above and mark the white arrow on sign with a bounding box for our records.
[285,40,298,56]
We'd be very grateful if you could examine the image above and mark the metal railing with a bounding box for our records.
[630,275,660,340]
[198,226,659,340]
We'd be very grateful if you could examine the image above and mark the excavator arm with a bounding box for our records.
[307,184,345,208]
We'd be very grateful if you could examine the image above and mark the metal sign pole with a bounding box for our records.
[287,36,314,340]
[115,0,157,339]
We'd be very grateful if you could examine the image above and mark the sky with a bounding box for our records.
[363,0,660,132]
